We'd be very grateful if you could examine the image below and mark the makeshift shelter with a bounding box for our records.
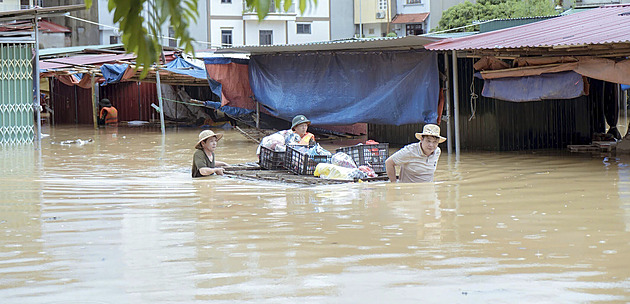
[214,35,443,142]
[425,4,630,151]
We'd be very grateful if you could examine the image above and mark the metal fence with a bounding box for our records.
[0,42,34,145]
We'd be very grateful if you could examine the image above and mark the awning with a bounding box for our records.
[391,13,429,24]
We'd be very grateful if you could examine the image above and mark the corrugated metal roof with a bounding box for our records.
[425,4,630,51]
[40,44,125,56]
[0,20,71,33]
[0,4,86,22]
[214,35,442,55]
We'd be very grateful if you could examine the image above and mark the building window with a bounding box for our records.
[368,28,375,35]
[378,0,387,10]
[221,0,231,3]
[168,27,177,47]
[109,35,118,44]
[406,0,421,4]
[406,24,423,35]
[259,30,273,45]
[297,24,311,34]
[221,29,233,47]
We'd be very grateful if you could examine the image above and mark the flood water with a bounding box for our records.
[1,125,630,303]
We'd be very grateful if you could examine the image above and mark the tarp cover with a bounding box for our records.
[481,71,584,102]
[164,56,207,79]
[204,58,255,109]
[248,51,439,125]
[100,63,129,85]
[203,100,254,117]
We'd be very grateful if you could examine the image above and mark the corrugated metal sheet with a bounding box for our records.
[51,79,158,124]
[368,58,607,151]
[426,4,630,51]
[478,16,558,33]
[215,35,442,55]
[453,58,601,150]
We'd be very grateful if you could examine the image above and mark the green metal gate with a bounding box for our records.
[0,42,34,144]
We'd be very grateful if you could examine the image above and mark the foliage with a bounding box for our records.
[386,32,397,37]
[85,0,317,77]
[434,0,558,33]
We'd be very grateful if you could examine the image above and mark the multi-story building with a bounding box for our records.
[354,0,472,38]
[0,0,20,12]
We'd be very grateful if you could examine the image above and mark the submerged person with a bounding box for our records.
[97,98,118,126]
[290,114,315,145]
[192,130,230,178]
[385,124,446,183]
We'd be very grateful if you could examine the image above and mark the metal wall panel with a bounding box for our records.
[368,58,604,151]
[50,80,159,124]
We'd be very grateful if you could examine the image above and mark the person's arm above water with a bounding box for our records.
[199,167,224,176]
[385,157,397,183]
[215,160,229,167]
[193,150,225,176]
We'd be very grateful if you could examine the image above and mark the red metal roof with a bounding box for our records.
[391,13,429,24]
[0,19,70,33]
[425,4,630,51]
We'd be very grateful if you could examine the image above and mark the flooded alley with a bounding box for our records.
[1,126,630,303]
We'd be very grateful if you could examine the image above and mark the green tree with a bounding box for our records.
[85,0,317,77]
[435,0,557,33]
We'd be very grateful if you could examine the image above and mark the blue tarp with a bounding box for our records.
[480,71,584,102]
[100,64,128,85]
[203,101,254,117]
[164,56,208,79]
[248,51,439,126]
[622,84,630,91]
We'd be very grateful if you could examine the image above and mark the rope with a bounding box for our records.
[469,70,478,121]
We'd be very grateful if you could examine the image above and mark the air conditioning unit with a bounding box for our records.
[376,11,386,19]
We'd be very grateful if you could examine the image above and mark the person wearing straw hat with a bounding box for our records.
[192,130,229,178]
[97,98,118,126]
[385,124,446,183]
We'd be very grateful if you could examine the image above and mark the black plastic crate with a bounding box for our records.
[259,146,286,170]
[284,145,331,175]
[336,143,389,173]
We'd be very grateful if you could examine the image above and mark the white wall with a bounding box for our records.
[210,0,245,16]
[330,0,355,40]
[244,20,286,45]
[397,0,430,14]
[287,20,329,44]
[210,19,244,47]
[0,0,20,12]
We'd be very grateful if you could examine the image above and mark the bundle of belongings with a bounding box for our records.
[314,151,377,180]
[256,130,301,155]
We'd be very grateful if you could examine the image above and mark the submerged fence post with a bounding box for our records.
[33,13,41,147]
[91,71,98,130]
[155,67,166,135]
[443,52,452,155]
[451,51,461,158]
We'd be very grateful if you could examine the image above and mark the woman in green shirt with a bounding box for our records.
[192,130,229,178]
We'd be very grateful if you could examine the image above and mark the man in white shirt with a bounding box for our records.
[385,124,446,183]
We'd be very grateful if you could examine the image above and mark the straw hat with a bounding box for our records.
[195,130,223,149]
[99,98,112,107]
[415,124,446,143]
[291,115,311,130]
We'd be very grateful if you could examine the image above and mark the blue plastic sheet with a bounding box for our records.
[100,64,128,85]
[622,84,630,91]
[248,51,439,126]
[164,56,207,79]
[481,71,584,102]
[203,57,250,65]
[203,101,254,117]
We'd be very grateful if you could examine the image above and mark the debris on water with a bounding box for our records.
[55,139,94,146]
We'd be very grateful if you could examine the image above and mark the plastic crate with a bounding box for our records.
[336,143,389,173]
[259,146,286,170]
[284,145,331,175]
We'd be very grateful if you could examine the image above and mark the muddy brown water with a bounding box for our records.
[1,125,630,303]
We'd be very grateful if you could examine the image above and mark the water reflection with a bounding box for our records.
[0,126,629,303]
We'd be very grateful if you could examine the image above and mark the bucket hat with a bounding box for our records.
[99,98,112,107]
[195,130,223,149]
[291,115,311,130]
[415,124,446,143]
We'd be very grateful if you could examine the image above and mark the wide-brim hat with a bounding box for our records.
[415,124,446,143]
[291,115,311,130]
[99,98,112,107]
[195,130,223,149]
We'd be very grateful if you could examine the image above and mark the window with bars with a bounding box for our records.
[221,30,233,47]
[406,0,421,4]
[109,36,118,44]
[168,27,177,47]
[259,30,273,45]
[297,24,311,34]
[378,0,387,10]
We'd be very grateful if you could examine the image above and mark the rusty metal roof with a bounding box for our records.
[391,13,430,24]
[425,4,630,51]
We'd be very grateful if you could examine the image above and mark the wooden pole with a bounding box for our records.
[91,72,98,130]
[451,50,461,159]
